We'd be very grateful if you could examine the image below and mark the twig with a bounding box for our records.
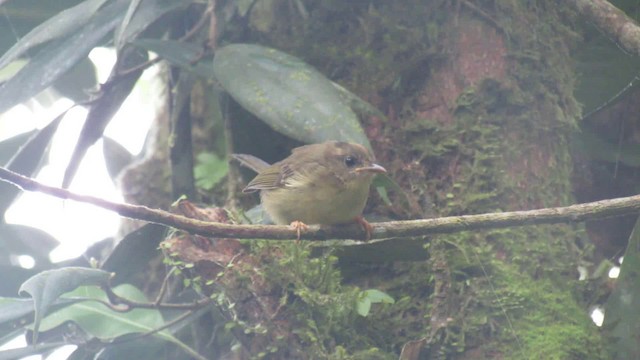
[1,166,639,241]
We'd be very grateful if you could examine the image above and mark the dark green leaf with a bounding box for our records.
[52,57,98,103]
[18,267,112,343]
[0,111,65,216]
[63,47,148,189]
[101,224,166,285]
[213,44,371,147]
[0,0,110,71]
[0,0,127,113]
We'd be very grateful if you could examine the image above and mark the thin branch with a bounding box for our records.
[1,166,639,241]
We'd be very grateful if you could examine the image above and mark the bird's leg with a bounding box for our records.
[289,221,309,241]
[354,215,373,241]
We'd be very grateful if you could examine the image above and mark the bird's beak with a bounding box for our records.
[355,163,387,174]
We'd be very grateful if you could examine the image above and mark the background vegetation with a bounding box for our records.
[0,0,639,359]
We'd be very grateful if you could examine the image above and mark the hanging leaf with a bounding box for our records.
[213,44,371,148]
[0,0,128,113]
[62,47,148,189]
[18,267,112,343]
[0,111,65,216]
[0,0,110,71]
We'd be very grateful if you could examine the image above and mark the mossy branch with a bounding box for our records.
[1,166,639,241]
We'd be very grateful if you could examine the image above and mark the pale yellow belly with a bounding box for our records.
[260,181,371,225]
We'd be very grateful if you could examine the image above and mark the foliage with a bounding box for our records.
[0,0,638,359]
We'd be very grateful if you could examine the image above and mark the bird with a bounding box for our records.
[233,141,386,240]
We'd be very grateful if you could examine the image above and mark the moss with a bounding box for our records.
[217,0,605,357]
[245,241,398,358]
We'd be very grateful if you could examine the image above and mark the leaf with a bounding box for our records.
[18,267,112,343]
[0,297,77,324]
[373,173,412,209]
[52,57,98,103]
[0,0,110,71]
[0,266,38,298]
[101,224,166,285]
[115,0,143,50]
[38,285,204,359]
[603,216,640,359]
[356,296,372,317]
[102,136,134,182]
[115,0,192,50]
[362,289,395,304]
[194,152,229,190]
[213,44,371,148]
[0,224,59,265]
[0,0,127,114]
[0,111,65,216]
[0,130,35,165]
[63,47,148,189]
[356,289,394,317]
[132,39,212,78]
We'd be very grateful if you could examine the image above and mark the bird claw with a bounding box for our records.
[354,216,373,241]
[289,221,309,241]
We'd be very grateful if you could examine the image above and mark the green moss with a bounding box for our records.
[222,0,605,357]
[244,241,398,358]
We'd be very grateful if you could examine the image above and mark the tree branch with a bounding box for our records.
[568,0,640,56]
[1,166,639,241]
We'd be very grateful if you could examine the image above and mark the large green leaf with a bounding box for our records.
[603,216,640,359]
[38,285,203,359]
[213,44,371,148]
[18,267,112,342]
[0,0,109,71]
[0,0,127,113]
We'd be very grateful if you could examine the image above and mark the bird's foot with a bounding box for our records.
[289,221,309,241]
[354,216,373,241]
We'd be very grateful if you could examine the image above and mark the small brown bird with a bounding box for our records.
[234,141,386,239]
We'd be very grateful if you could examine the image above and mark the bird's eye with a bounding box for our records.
[344,155,357,168]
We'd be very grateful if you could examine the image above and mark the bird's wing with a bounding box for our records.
[242,162,291,192]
